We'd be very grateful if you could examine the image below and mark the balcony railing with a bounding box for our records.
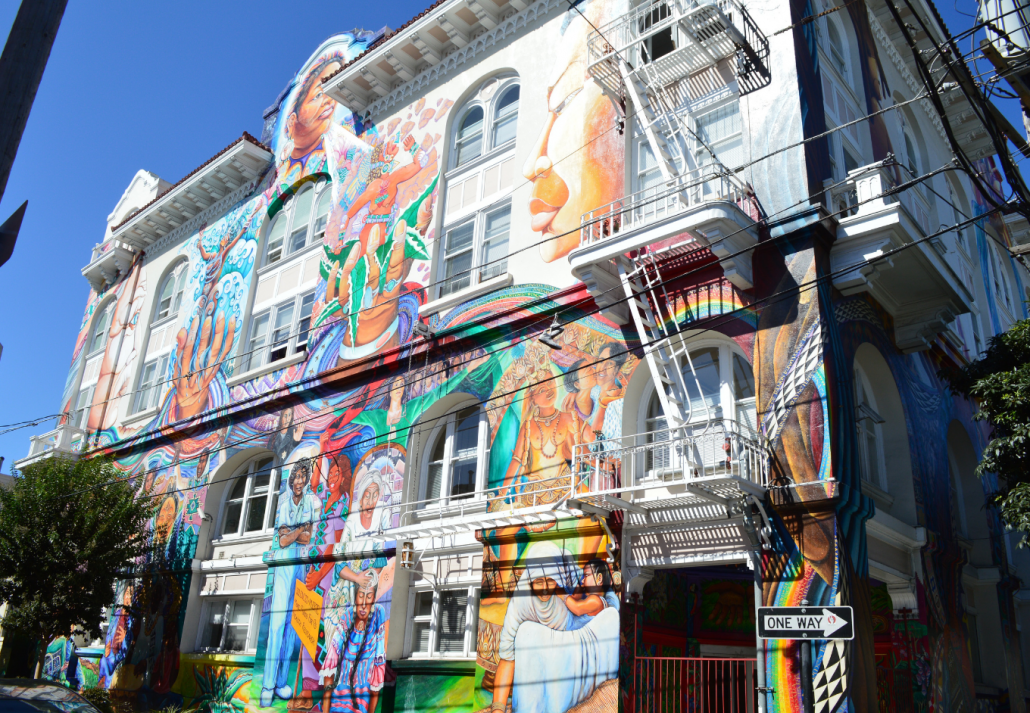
[834,162,931,234]
[571,420,768,496]
[15,424,87,470]
[580,165,755,248]
[374,420,768,542]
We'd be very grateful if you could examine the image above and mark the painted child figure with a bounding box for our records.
[321,571,386,713]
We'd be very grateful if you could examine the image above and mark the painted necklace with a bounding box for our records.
[535,410,560,458]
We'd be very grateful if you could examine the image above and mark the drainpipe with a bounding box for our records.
[92,251,144,449]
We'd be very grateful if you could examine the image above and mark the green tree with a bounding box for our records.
[0,456,154,678]
[942,317,1030,542]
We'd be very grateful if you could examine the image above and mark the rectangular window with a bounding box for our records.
[408,587,479,658]
[200,598,258,653]
[73,386,95,430]
[245,291,315,372]
[695,102,743,169]
[438,204,511,299]
[134,354,169,414]
[968,612,983,683]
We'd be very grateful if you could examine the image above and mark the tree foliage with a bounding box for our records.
[0,456,154,675]
[942,317,1030,542]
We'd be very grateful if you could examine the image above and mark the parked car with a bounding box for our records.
[0,680,101,713]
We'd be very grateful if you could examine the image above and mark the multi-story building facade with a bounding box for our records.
[17,0,1030,710]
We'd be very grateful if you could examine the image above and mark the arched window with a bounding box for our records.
[439,76,519,299]
[135,260,190,414]
[156,261,188,322]
[642,342,756,472]
[826,19,847,77]
[219,455,277,538]
[903,131,919,177]
[419,404,489,507]
[72,300,116,429]
[450,77,520,170]
[263,180,330,267]
[854,362,887,490]
[88,301,114,355]
[991,242,1015,313]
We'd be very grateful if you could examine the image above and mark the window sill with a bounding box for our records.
[121,406,159,429]
[860,479,894,511]
[420,273,513,318]
[226,350,307,388]
[199,555,267,571]
[392,657,478,673]
[209,532,276,549]
[413,497,488,521]
[256,240,323,277]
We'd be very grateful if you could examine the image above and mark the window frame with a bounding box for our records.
[196,597,261,654]
[692,100,744,171]
[436,200,512,300]
[448,77,520,172]
[244,289,316,373]
[405,585,480,659]
[215,455,279,542]
[418,402,491,508]
[854,363,888,492]
[155,260,189,323]
[262,180,331,269]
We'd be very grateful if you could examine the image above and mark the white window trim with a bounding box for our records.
[436,200,512,301]
[195,597,261,654]
[418,401,491,509]
[213,456,278,543]
[404,585,480,659]
[262,180,332,269]
[154,260,189,323]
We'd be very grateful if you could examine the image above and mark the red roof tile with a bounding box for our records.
[111,132,271,233]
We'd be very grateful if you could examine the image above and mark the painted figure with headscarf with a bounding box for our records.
[488,541,619,713]
[321,570,386,713]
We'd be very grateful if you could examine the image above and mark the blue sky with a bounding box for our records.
[0,0,1021,470]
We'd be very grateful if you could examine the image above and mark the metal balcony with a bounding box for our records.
[14,424,88,471]
[366,420,770,561]
[570,165,760,323]
[830,161,973,351]
[82,239,138,293]
[586,0,770,100]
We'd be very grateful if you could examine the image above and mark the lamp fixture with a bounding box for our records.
[539,316,564,350]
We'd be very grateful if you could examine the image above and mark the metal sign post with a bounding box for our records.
[757,603,854,713]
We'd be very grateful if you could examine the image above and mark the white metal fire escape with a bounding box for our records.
[583,0,770,436]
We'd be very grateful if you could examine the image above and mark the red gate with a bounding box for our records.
[632,657,759,713]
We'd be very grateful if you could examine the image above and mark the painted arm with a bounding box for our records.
[564,593,605,617]
[500,423,528,492]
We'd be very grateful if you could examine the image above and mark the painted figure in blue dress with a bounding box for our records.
[322,570,386,713]
[262,459,323,707]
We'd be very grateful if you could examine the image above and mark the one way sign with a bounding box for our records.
[757,606,854,640]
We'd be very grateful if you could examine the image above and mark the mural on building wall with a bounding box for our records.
[478,523,622,713]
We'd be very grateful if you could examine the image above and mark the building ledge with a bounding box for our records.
[830,163,972,352]
[15,424,88,471]
[226,350,307,389]
[419,272,513,318]
[82,240,137,293]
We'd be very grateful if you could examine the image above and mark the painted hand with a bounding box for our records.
[172,294,236,420]
[325,242,363,318]
[322,645,339,674]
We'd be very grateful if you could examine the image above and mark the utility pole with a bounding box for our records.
[0,0,67,206]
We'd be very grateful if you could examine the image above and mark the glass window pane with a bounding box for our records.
[436,591,467,653]
[203,605,225,649]
[450,408,479,499]
[245,475,269,533]
[492,86,519,147]
[413,622,432,653]
[445,221,475,253]
[480,208,510,281]
[247,313,270,371]
[135,361,157,414]
[289,189,314,254]
[313,189,332,241]
[90,305,112,353]
[224,623,249,652]
[682,347,721,418]
[732,353,755,400]
[230,600,252,625]
[265,214,286,265]
[416,591,434,618]
[270,304,294,362]
[222,501,242,536]
[296,293,315,352]
[157,274,175,320]
[456,107,484,166]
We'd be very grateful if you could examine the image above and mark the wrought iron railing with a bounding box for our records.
[579,164,754,247]
[632,657,759,713]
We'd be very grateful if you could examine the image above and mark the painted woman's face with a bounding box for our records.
[293,62,341,139]
[524,5,622,263]
[355,585,375,621]
[155,498,176,541]
[361,483,381,513]
[530,576,559,601]
[531,379,558,409]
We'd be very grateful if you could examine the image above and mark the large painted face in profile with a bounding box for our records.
[287,60,342,158]
[524,2,622,263]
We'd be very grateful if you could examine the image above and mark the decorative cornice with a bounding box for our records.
[358,0,562,119]
[867,8,948,143]
[144,176,266,262]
